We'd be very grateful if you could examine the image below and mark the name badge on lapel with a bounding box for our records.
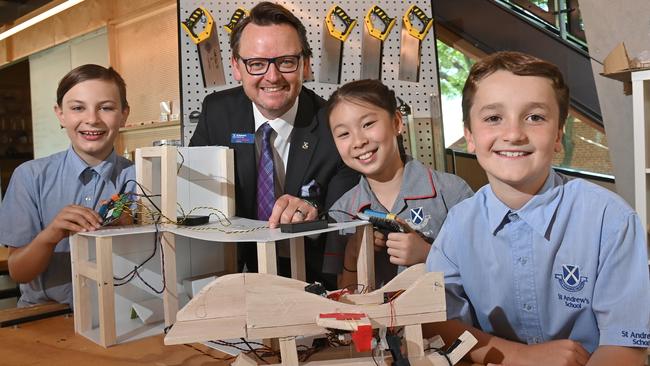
[230,133,255,144]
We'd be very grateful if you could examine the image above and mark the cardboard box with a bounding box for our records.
[601,42,650,95]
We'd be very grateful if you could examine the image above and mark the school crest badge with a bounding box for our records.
[554,264,588,292]
[410,207,424,225]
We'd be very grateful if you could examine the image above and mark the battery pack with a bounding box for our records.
[177,215,210,226]
[280,219,329,233]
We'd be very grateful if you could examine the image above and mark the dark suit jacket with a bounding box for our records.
[189,86,359,285]
[190,85,358,216]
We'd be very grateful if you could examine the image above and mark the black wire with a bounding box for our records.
[113,223,158,283]
[183,343,234,362]
[371,344,380,366]
[177,149,185,174]
[113,211,166,294]
[425,346,453,366]
[241,337,269,364]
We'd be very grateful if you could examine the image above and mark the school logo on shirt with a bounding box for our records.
[554,264,588,292]
[407,207,431,232]
[410,207,424,225]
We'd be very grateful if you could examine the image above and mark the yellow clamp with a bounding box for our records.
[224,7,249,34]
[181,7,214,44]
[364,5,396,42]
[325,5,357,42]
[403,5,433,41]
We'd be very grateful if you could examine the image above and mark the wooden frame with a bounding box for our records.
[164,264,477,365]
[70,146,376,347]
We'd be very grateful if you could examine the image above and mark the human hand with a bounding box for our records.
[385,230,430,266]
[43,205,102,245]
[506,340,589,366]
[373,230,387,252]
[268,194,318,228]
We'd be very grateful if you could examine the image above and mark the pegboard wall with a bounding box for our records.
[179,0,441,167]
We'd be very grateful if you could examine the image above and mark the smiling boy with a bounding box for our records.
[425,51,650,365]
[0,65,135,307]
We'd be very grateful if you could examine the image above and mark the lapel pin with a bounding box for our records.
[302,142,309,150]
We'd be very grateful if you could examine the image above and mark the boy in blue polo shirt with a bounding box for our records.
[0,64,135,307]
[426,51,650,365]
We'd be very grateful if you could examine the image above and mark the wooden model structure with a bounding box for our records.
[164,264,477,365]
[70,146,375,347]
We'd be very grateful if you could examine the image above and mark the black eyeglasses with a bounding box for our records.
[239,54,302,76]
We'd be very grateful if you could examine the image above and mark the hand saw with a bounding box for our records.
[319,5,356,84]
[182,7,226,87]
[361,5,396,80]
[398,5,433,82]
[397,97,418,159]
[223,7,249,34]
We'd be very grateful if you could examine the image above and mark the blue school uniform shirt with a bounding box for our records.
[426,169,650,352]
[0,147,135,307]
[326,156,473,286]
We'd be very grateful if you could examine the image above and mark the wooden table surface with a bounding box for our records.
[0,315,232,366]
[0,314,481,366]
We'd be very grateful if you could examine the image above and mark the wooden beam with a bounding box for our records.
[96,236,116,347]
[257,241,278,275]
[289,237,305,281]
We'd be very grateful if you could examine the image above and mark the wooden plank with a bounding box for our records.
[289,237,305,281]
[223,243,238,273]
[160,146,177,220]
[75,261,98,279]
[232,353,258,366]
[95,236,116,347]
[164,317,247,345]
[356,224,375,290]
[279,337,299,366]
[341,264,426,305]
[175,273,246,322]
[161,232,178,325]
[159,146,178,325]
[447,331,478,365]
[257,241,278,274]
[220,147,236,216]
[404,324,424,358]
[246,273,446,338]
[0,302,71,328]
[70,234,92,335]
[134,148,153,195]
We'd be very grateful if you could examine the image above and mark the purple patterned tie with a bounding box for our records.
[257,122,275,220]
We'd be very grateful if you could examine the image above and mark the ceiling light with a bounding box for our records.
[0,0,86,42]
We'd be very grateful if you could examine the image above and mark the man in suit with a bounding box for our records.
[189,2,358,288]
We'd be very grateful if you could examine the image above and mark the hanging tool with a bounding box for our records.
[319,5,357,84]
[182,6,226,87]
[361,5,396,80]
[398,5,433,82]
[397,97,418,160]
[223,7,249,34]
[430,91,446,171]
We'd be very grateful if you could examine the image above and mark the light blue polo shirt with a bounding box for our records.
[0,146,135,307]
[427,169,650,353]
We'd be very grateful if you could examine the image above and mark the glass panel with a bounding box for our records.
[437,40,475,148]
[448,114,613,177]
[553,116,612,176]
[529,0,549,12]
